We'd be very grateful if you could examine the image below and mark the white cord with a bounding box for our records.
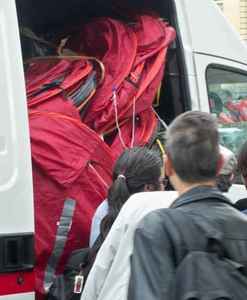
[112,89,127,149]
[152,107,168,129]
[112,88,137,149]
[130,96,136,148]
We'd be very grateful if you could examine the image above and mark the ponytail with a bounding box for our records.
[100,147,162,240]
[101,175,130,238]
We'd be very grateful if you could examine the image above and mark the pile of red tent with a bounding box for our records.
[25,15,176,297]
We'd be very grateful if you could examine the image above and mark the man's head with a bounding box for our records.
[216,146,237,192]
[165,111,220,191]
[238,141,247,189]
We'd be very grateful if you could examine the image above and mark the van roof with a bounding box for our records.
[177,0,247,66]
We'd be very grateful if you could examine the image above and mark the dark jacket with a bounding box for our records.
[235,198,247,213]
[128,186,247,300]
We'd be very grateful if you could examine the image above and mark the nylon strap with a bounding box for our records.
[43,198,76,292]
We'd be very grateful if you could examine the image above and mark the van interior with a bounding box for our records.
[15,0,190,125]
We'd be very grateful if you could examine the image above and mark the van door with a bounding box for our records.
[193,54,247,159]
[174,0,247,147]
[173,0,247,112]
[190,54,247,200]
[0,1,34,299]
[173,0,247,197]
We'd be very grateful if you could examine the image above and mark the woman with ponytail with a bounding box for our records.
[81,148,177,300]
[90,147,165,246]
[47,148,165,300]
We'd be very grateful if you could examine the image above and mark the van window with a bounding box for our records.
[207,66,247,155]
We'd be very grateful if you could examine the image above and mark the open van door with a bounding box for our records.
[174,0,247,198]
[0,0,34,299]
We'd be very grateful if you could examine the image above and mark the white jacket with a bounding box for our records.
[81,191,178,300]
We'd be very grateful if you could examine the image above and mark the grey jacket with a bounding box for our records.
[128,186,247,300]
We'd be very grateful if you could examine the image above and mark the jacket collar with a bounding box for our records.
[170,186,233,209]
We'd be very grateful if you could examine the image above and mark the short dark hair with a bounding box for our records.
[166,111,220,183]
[238,141,247,179]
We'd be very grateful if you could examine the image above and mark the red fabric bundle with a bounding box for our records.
[109,108,158,160]
[67,15,176,135]
[25,15,176,298]
[26,57,104,112]
[29,111,113,296]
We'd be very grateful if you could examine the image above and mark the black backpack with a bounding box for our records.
[164,209,247,300]
[46,234,103,300]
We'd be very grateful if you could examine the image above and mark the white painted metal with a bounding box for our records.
[0,292,35,300]
[0,1,34,233]
[174,0,247,66]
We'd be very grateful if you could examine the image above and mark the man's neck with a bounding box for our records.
[171,177,216,196]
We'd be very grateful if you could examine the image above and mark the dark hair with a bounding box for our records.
[101,147,162,237]
[238,141,247,180]
[166,111,219,183]
[216,174,232,192]
[235,198,247,211]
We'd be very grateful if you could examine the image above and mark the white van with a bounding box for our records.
[1,0,247,298]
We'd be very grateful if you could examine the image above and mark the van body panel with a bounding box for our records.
[184,74,200,110]
[0,0,34,235]
[174,0,247,65]
[0,0,34,298]
[0,292,34,300]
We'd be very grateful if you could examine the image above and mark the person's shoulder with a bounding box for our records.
[122,191,178,211]
[135,207,173,237]
[94,199,109,218]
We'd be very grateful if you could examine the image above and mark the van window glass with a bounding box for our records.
[207,66,247,156]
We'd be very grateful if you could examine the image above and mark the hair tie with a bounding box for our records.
[118,174,126,180]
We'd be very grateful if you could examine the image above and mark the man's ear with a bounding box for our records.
[164,154,174,177]
[216,153,224,175]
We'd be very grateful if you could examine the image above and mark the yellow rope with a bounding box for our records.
[156,139,165,156]
[153,84,162,107]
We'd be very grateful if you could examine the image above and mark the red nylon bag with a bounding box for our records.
[108,108,158,160]
[29,111,113,297]
[26,56,104,112]
[67,15,176,134]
